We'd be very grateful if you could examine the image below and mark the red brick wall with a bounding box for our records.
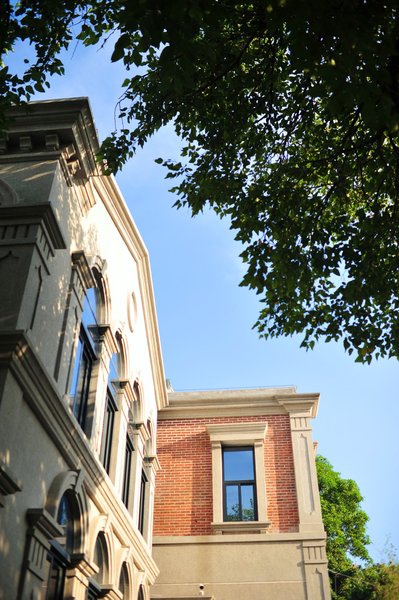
[153,414,299,536]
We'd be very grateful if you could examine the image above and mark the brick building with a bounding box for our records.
[0,99,330,599]
[152,389,331,600]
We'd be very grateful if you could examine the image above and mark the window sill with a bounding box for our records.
[211,521,271,534]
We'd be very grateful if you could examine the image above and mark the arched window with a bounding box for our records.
[88,532,109,599]
[118,563,130,599]
[45,492,74,600]
[69,288,97,432]
[138,585,145,600]
[92,533,108,584]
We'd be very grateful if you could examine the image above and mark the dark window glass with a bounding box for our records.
[100,391,116,474]
[122,436,133,507]
[69,290,96,431]
[138,585,145,600]
[69,329,94,428]
[223,447,257,521]
[93,533,107,584]
[46,552,66,600]
[118,563,129,598]
[138,470,147,534]
[87,581,101,600]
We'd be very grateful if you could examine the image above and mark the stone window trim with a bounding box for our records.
[206,422,271,534]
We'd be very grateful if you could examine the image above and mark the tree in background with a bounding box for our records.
[316,455,399,599]
[316,455,371,597]
[339,561,399,600]
[2,1,399,361]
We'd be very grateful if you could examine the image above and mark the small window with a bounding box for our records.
[138,470,147,534]
[223,447,257,521]
[122,435,134,507]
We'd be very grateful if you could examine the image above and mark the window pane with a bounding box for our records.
[122,436,133,507]
[100,392,115,473]
[241,484,255,521]
[138,470,147,534]
[82,287,97,328]
[225,484,240,521]
[223,448,254,481]
[46,557,66,600]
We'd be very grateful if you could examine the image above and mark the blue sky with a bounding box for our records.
[6,38,399,562]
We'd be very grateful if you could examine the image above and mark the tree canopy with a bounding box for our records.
[316,455,399,599]
[316,455,371,595]
[2,1,399,361]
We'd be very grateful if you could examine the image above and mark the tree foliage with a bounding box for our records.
[316,455,371,596]
[339,562,399,600]
[316,456,399,599]
[2,1,399,361]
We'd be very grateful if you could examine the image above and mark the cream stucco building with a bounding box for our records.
[0,99,330,600]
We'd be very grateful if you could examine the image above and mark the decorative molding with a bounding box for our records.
[0,178,18,205]
[211,521,271,535]
[159,389,319,420]
[72,250,96,291]
[144,455,161,473]
[3,99,102,181]
[302,541,328,565]
[25,508,64,580]
[207,422,268,443]
[0,460,22,506]
[0,203,66,252]
[90,324,119,359]
[153,531,327,544]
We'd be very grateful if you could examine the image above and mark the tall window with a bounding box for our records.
[138,469,147,534]
[122,435,133,507]
[223,447,257,521]
[100,392,116,473]
[100,353,119,473]
[69,288,97,431]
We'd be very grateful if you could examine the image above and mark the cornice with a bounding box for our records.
[2,98,101,180]
[0,202,66,250]
[159,388,319,420]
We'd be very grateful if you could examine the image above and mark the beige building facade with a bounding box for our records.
[0,99,330,600]
[0,99,167,599]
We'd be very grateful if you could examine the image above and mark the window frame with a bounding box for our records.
[222,446,258,522]
[100,388,117,474]
[138,469,148,534]
[122,434,134,508]
[206,422,270,533]
[69,326,96,429]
